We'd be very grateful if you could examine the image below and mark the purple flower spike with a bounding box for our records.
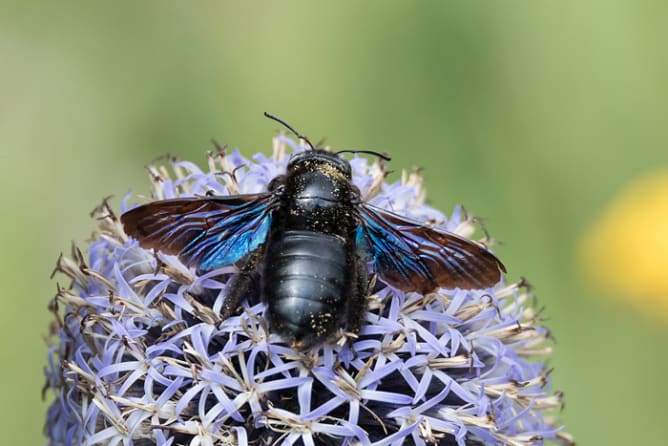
[45,137,573,445]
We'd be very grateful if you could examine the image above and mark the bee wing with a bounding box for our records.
[121,193,276,271]
[358,203,506,293]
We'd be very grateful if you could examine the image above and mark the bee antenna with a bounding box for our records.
[336,149,391,162]
[264,112,315,151]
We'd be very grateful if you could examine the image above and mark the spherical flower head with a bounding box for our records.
[45,136,573,445]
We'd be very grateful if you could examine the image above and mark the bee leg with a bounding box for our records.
[220,249,263,320]
[346,255,369,337]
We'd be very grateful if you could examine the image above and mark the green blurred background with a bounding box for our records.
[2,1,668,444]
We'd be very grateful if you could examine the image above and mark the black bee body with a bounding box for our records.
[261,151,365,347]
[121,115,506,350]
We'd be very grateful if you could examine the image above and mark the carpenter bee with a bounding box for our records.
[121,113,506,349]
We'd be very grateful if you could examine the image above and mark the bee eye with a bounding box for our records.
[350,186,361,204]
[268,175,286,192]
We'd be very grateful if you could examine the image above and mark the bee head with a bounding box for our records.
[287,150,352,178]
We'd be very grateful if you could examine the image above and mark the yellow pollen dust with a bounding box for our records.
[579,171,668,319]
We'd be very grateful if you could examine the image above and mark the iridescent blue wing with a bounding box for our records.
[121,193,276,271]
[358,203,506,293]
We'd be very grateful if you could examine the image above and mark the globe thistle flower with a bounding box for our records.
[45,135,573,445]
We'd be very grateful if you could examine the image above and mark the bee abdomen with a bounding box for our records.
[263,230,354,346]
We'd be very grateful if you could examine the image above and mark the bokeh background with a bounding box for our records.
[2,1,668,444]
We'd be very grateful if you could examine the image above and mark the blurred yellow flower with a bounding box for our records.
[580,172,668,318]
